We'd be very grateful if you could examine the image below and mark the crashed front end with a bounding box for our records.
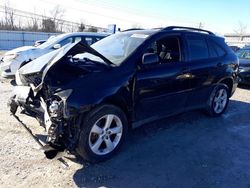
[8,42,109,157]
[9,84,74,143]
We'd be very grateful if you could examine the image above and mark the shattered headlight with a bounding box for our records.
[49,100,63,118]
[49,89,73,118]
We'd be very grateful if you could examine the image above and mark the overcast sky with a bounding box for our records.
[2,0,250,34]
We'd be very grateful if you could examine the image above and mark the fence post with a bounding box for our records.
[22,32,25,46]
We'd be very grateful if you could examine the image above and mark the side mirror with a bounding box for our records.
[142,53,159,65]
[53,44,61,49]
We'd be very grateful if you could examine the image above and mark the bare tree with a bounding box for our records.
[234,21,247,35]
[17,19,22,30]
[50,5,65,32]
[42,18,56,32]
[87,26,98,32]
[50,5,65,21]
[0,3,102,32]
[4,1,15,30]
[78,22,86,32]
[30,9,39,31]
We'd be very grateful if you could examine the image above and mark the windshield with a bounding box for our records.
[75,32,149,66]
[236,49,250,59]
[37,34,67,49]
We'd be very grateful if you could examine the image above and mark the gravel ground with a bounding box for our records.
[0,78,250,188]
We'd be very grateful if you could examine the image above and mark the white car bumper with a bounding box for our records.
[0,59,21,78]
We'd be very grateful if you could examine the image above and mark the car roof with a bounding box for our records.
[121,29,160,35]
[59,32,109,38]
[121,28,221,39]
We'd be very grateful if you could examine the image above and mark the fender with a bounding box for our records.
[63,67,135,117]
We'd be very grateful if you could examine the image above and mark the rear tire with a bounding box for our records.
[76,105,128,163]
[206,84,229,117]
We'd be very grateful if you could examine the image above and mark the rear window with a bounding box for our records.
[186,35,209,61]
[207,39,226,58]
[214,42,226,56]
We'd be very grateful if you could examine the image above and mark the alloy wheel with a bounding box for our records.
[213,88,228,114]
[88,114,123,155]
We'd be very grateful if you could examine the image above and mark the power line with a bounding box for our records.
[38,0,199,27]
[0,0,200,30]
[38,0,144,24]
[76,0,200,25]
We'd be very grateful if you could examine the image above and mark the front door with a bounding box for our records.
[134,35,190,121]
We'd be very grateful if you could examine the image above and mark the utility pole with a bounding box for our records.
[198,22,204,29]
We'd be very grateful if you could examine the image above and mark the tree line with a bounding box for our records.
[0,3,103,33]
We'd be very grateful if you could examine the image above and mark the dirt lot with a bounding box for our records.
[0,79,250,188]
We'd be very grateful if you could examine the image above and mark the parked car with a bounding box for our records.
[9,26,239,163]
[229,45,240,52]
[236,47,250,84]
[0,32,108,78]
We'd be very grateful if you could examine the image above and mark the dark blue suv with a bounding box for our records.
[9,26,239,162]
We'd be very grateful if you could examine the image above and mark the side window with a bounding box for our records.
[74,36,82,43]
[145,36,181,64]
[186,35,209,61]
[145,41,157,54]
[59,37,73,46]
[91,37,102,44]
[84,37,94,45]
[95,37,102,42]
[213,42,226,57]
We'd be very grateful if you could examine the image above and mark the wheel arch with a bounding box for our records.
[100,95,132,128]
[218,77,234,96]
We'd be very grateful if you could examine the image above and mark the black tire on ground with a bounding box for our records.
[76,104,128,163]
[206,84,229,117]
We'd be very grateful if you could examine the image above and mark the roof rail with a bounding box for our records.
[122,28,144,32]
[162,26,215,35]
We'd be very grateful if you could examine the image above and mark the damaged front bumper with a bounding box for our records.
[8,85,52,128]
[9,103,65,159]
[8,86,73,158]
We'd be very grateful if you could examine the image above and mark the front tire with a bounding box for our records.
[206,84,229,117]
[77,105,128,163]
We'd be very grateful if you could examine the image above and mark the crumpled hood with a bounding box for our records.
[239,59,250,67]
[18,47,62,75]
[18,41,111,93]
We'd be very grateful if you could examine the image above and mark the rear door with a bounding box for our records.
[206,37,227,81]
[184,34,219,108]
